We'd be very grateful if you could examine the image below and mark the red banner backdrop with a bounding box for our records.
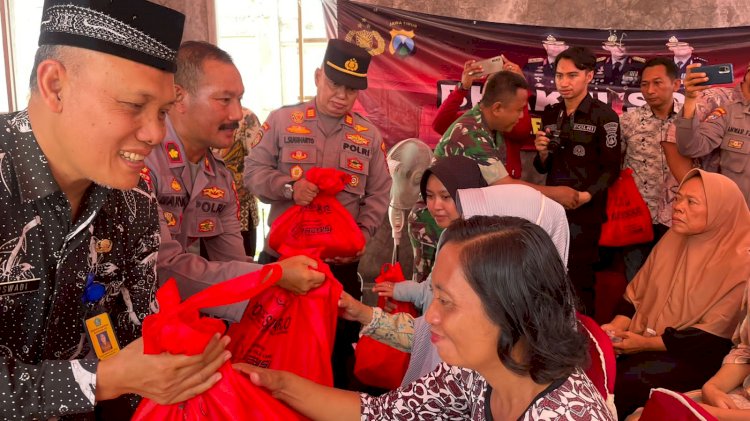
[322,0,750,148]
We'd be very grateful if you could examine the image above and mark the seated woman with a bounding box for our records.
[375,154,487,310]
[698,279,750,420]
[602,169,749,418]
[406,153,488,283]
[237,216,612,420]
[343,180,568,386]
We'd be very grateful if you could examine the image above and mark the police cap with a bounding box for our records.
[323,39,370,90]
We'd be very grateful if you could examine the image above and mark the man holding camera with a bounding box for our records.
[534,47,622,316]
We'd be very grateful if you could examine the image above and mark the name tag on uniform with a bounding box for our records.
[573,123,596,133]
[85,313,120,360]
[0,278,41,296]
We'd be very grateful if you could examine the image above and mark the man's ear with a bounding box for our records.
[671,78,681,93]
[491,101,504,115]
[35,59,67,113]
[314,68,323,88]
[173,84,188,112]
[585,69,594,84]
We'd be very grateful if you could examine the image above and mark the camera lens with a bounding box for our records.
[548,130,562,152]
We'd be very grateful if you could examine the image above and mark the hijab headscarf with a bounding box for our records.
[419,155,488,203]
[457,184,570,265]
[402,184,570,386]
[626,169,750,338]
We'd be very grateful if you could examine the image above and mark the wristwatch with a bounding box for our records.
[283,182,295,200]
[456,81,465,90]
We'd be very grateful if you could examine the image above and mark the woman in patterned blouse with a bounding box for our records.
[235,216,614,420]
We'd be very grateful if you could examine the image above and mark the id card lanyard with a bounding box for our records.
[82,272,120,360]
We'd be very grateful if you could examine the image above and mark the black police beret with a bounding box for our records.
[38,0,185,73]
[323,39,371,90]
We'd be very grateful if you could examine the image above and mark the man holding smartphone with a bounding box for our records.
[675,62,750,206]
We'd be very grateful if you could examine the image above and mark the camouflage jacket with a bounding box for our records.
[434,105,509,184]
[407,202,442,283]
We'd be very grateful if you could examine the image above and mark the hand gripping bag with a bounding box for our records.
[268,167,366,259]
[226,246,343,387]
[132,265,306,421]
[353,262,418,389]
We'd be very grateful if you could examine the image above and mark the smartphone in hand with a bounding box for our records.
[470,55,504,77]
[694,63,734,86]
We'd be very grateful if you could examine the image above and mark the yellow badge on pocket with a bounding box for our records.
[727,139,744,149]
[86,313,120,360]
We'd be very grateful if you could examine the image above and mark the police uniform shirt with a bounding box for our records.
[244,99,392,257]
[675,98,750,206]
[145,117,246,262]
[0,110,160,419]
[434,104,510,184]
[144,118,264,323]
[533,94,622,221]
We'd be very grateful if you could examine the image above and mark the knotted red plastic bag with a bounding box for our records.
[639,388,717,421]
[132,265,305,421]
[269,167,365,259]
[227,246,343,386]
[354,262,418,389]
[599,168,654,247]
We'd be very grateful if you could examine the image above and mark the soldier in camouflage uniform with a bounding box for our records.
[408,71,583,280]
[406,204,442,283]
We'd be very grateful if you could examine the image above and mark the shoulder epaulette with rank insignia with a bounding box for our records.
[527,57,543,63]
[305,107,316,119]
[597,56,607,62]
[632,56,646,63]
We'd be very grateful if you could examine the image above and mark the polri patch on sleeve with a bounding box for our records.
[603,122,619,148]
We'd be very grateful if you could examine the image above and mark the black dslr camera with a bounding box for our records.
[544,124,565,152]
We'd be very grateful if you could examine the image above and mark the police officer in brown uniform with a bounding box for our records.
[146,41,324,322]
[676,62,750,206]
[245,39,391,388]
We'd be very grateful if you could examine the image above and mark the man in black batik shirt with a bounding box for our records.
[0,1,230,419]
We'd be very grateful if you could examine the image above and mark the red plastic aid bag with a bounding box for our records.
[599,168,654,247]
[268,167,366,259]
[354,263,418,389]
[639,388,718,421]
[132,265,305,421]
[226,247,343,387]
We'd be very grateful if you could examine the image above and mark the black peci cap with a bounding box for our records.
[38,0,185,73]
[323,39,371,90]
